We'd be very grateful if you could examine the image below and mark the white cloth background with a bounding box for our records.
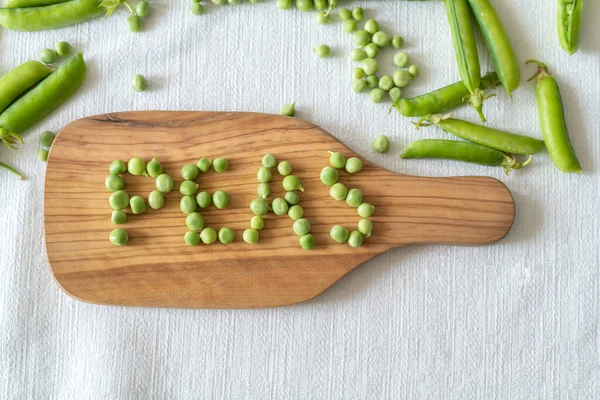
[1,1,599,398]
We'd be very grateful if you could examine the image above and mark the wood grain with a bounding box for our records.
[44,111,515,308]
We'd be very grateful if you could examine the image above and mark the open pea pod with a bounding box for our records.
[558,0,583,55]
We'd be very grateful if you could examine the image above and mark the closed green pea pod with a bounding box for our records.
[0,0,103,31]
[558,0,583,55]
[6,0,69,7]
[0,53,86,135]
[0,61,53,115]
[528,60,581,174]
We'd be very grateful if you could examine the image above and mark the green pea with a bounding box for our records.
[363,43,379,58]
[280,102,296,117]
[370,88,385,103]
[358,202,375,218]
[284,191,300,205]
[155,174,174,193]
[364,19,379,35]
[130,195,146,215]
[128,158,146,176]
[393,69,412,88]
[250,215,264,230]
[365,75,379,88]
[131,74,147,92]
[39,130,55,147]
[196,191,212,208]
[37,149,48,162]
[190,2,204,14]
[104,174,123,192]
[272,198,289,216]
[358,219,373,238]
[299,234,315,250]
[389,87,402,102]
[257,183,271,199]
[127,15,143,32]
[276,0,292,10]
[293,218,311,236]
[250,197,269,216]
[313,44,331,58]
[373,135,390,154]
[329,182,348,200]
[320,166,339,186]
[148,190,165,210]
[329,151,346,168]
[378,75,394,91]
[213,190,230,209]
[243,229,259,244]
[314,0,326,10]
[343,19,357,33]
[296,0,314,12]
[351,7,363,21]
[262,154,277,168]
[392,35,404,49]
[346,188,363,208]
[347,230,364,247]
[181,164,199,180]
[353,67,365,80]
[146,157,162,178]
[372,31,390,47]
[213,158,228,172]
[55,41,72,57]
[186,212,205,231]
[393,52,409,68]
[180,195,197,214]
[350,48,366,62]
[111,210,127,225]
[184,231,201,246]
[354,30,371,47]
[351,79,367,94]
[315,12,332,24]
[228,0,242,4]
[338,7,352,20]
[361,58,378,75]
[257,167,272,183]
[283,175,304,192]
[211,0,226,4]
[330,225,349,243]
[408,64,419,77]
[40,49,57,64]
[109,159,126,175]
[218,227,235,244]
[346,157,363,173]
[278,161,292,176]
[109,190,129,210]
[136,0,151,17]
[197,158,212,172]
[200,227,217,244]
[109,228,128,246]
[288,205,304,220]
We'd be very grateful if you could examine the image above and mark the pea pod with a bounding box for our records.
[393,72,499,117]
[558,0,583,55]
[0,0,103,31]
[417,114,544,155]
[0,53,87,135]
[5,0,69,7]
[527,60,581,174]
[0,61,53,114]
[467,0,520,94]
[401,139,529,174]
[444,0,486,121]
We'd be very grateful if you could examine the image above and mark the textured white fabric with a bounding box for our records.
[1,1,599,398]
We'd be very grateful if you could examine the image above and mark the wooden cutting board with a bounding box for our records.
[44,111,515,309]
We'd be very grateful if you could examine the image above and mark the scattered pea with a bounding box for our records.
[190,2,204,15]
[389,87,402,102]
[55,41,72,57]
[213,190,230,209]
[218,227,235,244]
[330,225,349,243]
[373,135,390,153]
[351,7,364,21]
[346,188,363,207]
[408,64,419,77]
[109,228,128,246]
[299,234,315,250]
[213,158,228,172]
[353,67,365,80]
[378,75,394,91]
[257,183,271,199]
[343,19,357,33]
[180,195,197,214]
[156,174,174,193]
[130,195,146,215]
[109,159,126,175]
[320,166,339,186]
[329,182,348,200]
[361,58,378,75]
[358,202,375,218]
[250,215,264,230]
[350,48,366,62]
[250,197,269,216]
[196,191,212,208]
[329,151,346,168]
[393,69,412,88]
[200,227,217,244]
[105,174,124,192]
[243,229,259,244]
[257,167,272,183]
[365,75,379,88]
[262,154,277,168]
[128,157,146,176]
[352,79,367,94]
[283,175,304,192]
[358,219,373,237]
[363,43,379,58]
[111,210,127,225]
[109,190,129,210]
[40,49,57,64]
[39,130,55,147]
[136,0,151,17]
[393,52,409,68]
[146,157,162,178]
[181,164,199,181]
[37,148,49,162]
[339,7,352,20]
[372,31,390,47]
[281,102,296,117]
[315,12,332,25]
[288,205,304,220]
[313,44,331,58]
[127,15,143,32]
[346,157,363,174]
[278,161,292,176]
[197,158,212,172]
[131,74,147,92]
[284,191,300,205]
[370,88,385,103]
[148,190,165,210]
[276,0,292,10]
[186,212,205,231]
[296,0,313,12]
[272,198,289,216]
[354,30,371,47]
[364,19,379,35]
[185,231,201,246]
[392,35,404,49]
[347,230,364,247]
[293,218,311,236]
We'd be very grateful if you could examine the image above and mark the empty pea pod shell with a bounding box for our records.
[0,53,86,135]
[0,0,103,31]
[557,0,583,55]
[5,0,69,7]
[0,60,53,114]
